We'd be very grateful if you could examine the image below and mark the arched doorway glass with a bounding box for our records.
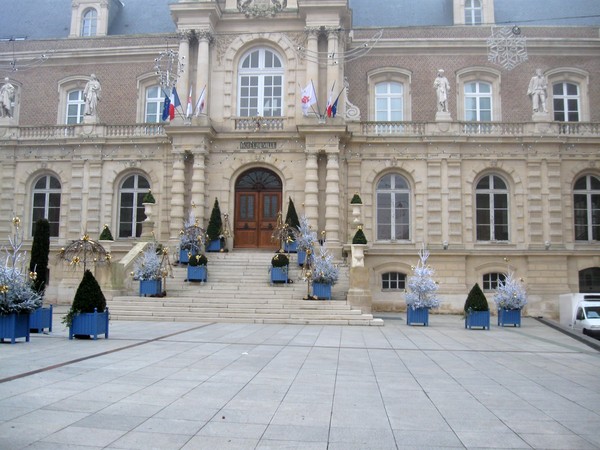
[235,168,282,249]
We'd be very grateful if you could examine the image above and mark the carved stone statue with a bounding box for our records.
[0,77,16,118]
[433,69,450,113]
[83,74,101,116]
[527,68,548,114]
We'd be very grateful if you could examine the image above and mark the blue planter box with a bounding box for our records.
[139,279,162,297]
[284,240,298,253]
[0,313,30,344]
[69,309,109,340]
[407,306,429,326]
[29,305,53,333]
[297,250,307,266]
[187,265,207,282]
[271,266,289,284]
[206,239,221,252]
[498,308,522,327]
[465,310,490,330]
[312,282,332,300]
[179,249,191,264]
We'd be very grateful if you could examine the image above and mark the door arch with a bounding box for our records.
[234,168,282,249]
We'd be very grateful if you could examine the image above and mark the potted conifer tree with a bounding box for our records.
[284,198,300,253]
[64,270,109,340]
[294,215,317,266]
[464,283,490,330]
[311,245,339,300]
[494,272,527,327]
[0,217,42,344]
[28,218,53,333]
[206,198,223,252]
[405,246,440,326]
[133,243,163,296]
[270,251,289,284]
[187,253,208,282]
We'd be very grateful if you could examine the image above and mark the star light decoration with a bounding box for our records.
[154,44,184,89]
[487,26,528,71]
[58,233,111,272]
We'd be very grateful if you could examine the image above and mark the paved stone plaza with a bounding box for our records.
[1,314,600,449]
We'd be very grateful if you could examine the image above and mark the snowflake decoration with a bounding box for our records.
[154,48,184,89]
[487,26,528,71]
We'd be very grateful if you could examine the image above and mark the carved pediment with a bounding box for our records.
[237,0,287,18]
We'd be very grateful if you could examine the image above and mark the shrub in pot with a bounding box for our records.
[187,253,208,282]
[271,252,289,283]
[64,269,109,340]
[29,218,53,333]
[206,198,223,252]
[464,283,490,330]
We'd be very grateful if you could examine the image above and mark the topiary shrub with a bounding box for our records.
[63,269,106,327]
[142,190,156,204]
[99,224,114,241]
[284,197,300,232]
[29,218,50,295]
[271,252,289,267]
[352,227,367,244]
[464,283,489,312]
[207,198,223,242]
[350,193,363,204]
[188,254,208,267]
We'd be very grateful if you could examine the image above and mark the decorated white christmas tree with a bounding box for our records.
[494,271,527,310]
[405,245,440,310]
[311,245,339,285]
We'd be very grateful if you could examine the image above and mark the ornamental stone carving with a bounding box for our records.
[238,0,287,17]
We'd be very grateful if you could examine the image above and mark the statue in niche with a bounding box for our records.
[433,69,450,113]
[83,74,101,116]
[527,68,548,113]
[0,77,16,118]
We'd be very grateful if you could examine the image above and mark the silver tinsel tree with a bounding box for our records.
[405,245,440,310]
[311,245,339,285]
[494,271,527,310]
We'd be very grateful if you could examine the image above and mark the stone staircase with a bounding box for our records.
[108,250,383,326]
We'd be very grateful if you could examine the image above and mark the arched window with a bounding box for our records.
[81,8,97,37]
[464,81,492,122]
[579,268,600,293]
[465,0,482,25]
[32,175,61,237]
[553,82,580,122]
[382,272,406,291]
[376,173,410,241]
[573,174,600,241]
[118,174,150,238]
[66,89,85,124]
[145,86,165,123]
[483,272,506,291]
[476,174,509,241]
[238,48,283,117]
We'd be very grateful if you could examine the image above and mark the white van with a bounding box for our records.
[573,300,600,337]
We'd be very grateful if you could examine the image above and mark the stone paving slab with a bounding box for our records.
[1,314,599,449]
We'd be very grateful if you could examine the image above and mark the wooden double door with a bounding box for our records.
[234,168,282,249]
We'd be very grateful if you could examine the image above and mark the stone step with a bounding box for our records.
[112,250,380,325]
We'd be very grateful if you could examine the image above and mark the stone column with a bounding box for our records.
[191,145,208,226]
[170,152,186,241]
[305,27,320,107]
[325,153,340,246]
[176,30,192,101]
[195,30,213,113]
[304,152,319,224]
[326,27,341,107]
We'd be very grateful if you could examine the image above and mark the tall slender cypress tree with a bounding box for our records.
[29,218,50,296]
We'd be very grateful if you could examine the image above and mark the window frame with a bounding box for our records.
[483,272,506,291]
[381,272,407,291]
[144,85,166,123]
[475,173,510,242]
[237,47,284,117]
[367,68,412,124]
[31,174,61,238]
[456,67,502,122]
[464,0,482,25]
[81,8,98,37]
[57,77,89,125]
[376,173,411,242]
[118,173,151,239]
[546,68,590,122]
[66,89,85,124]
[573,174,600,242]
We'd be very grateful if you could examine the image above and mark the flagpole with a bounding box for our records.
[311,79,321,118]
[195,85,207,116]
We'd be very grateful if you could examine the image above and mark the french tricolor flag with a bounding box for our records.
[169,87,181,120]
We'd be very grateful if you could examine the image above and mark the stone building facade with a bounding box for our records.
[0,0,599,317]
